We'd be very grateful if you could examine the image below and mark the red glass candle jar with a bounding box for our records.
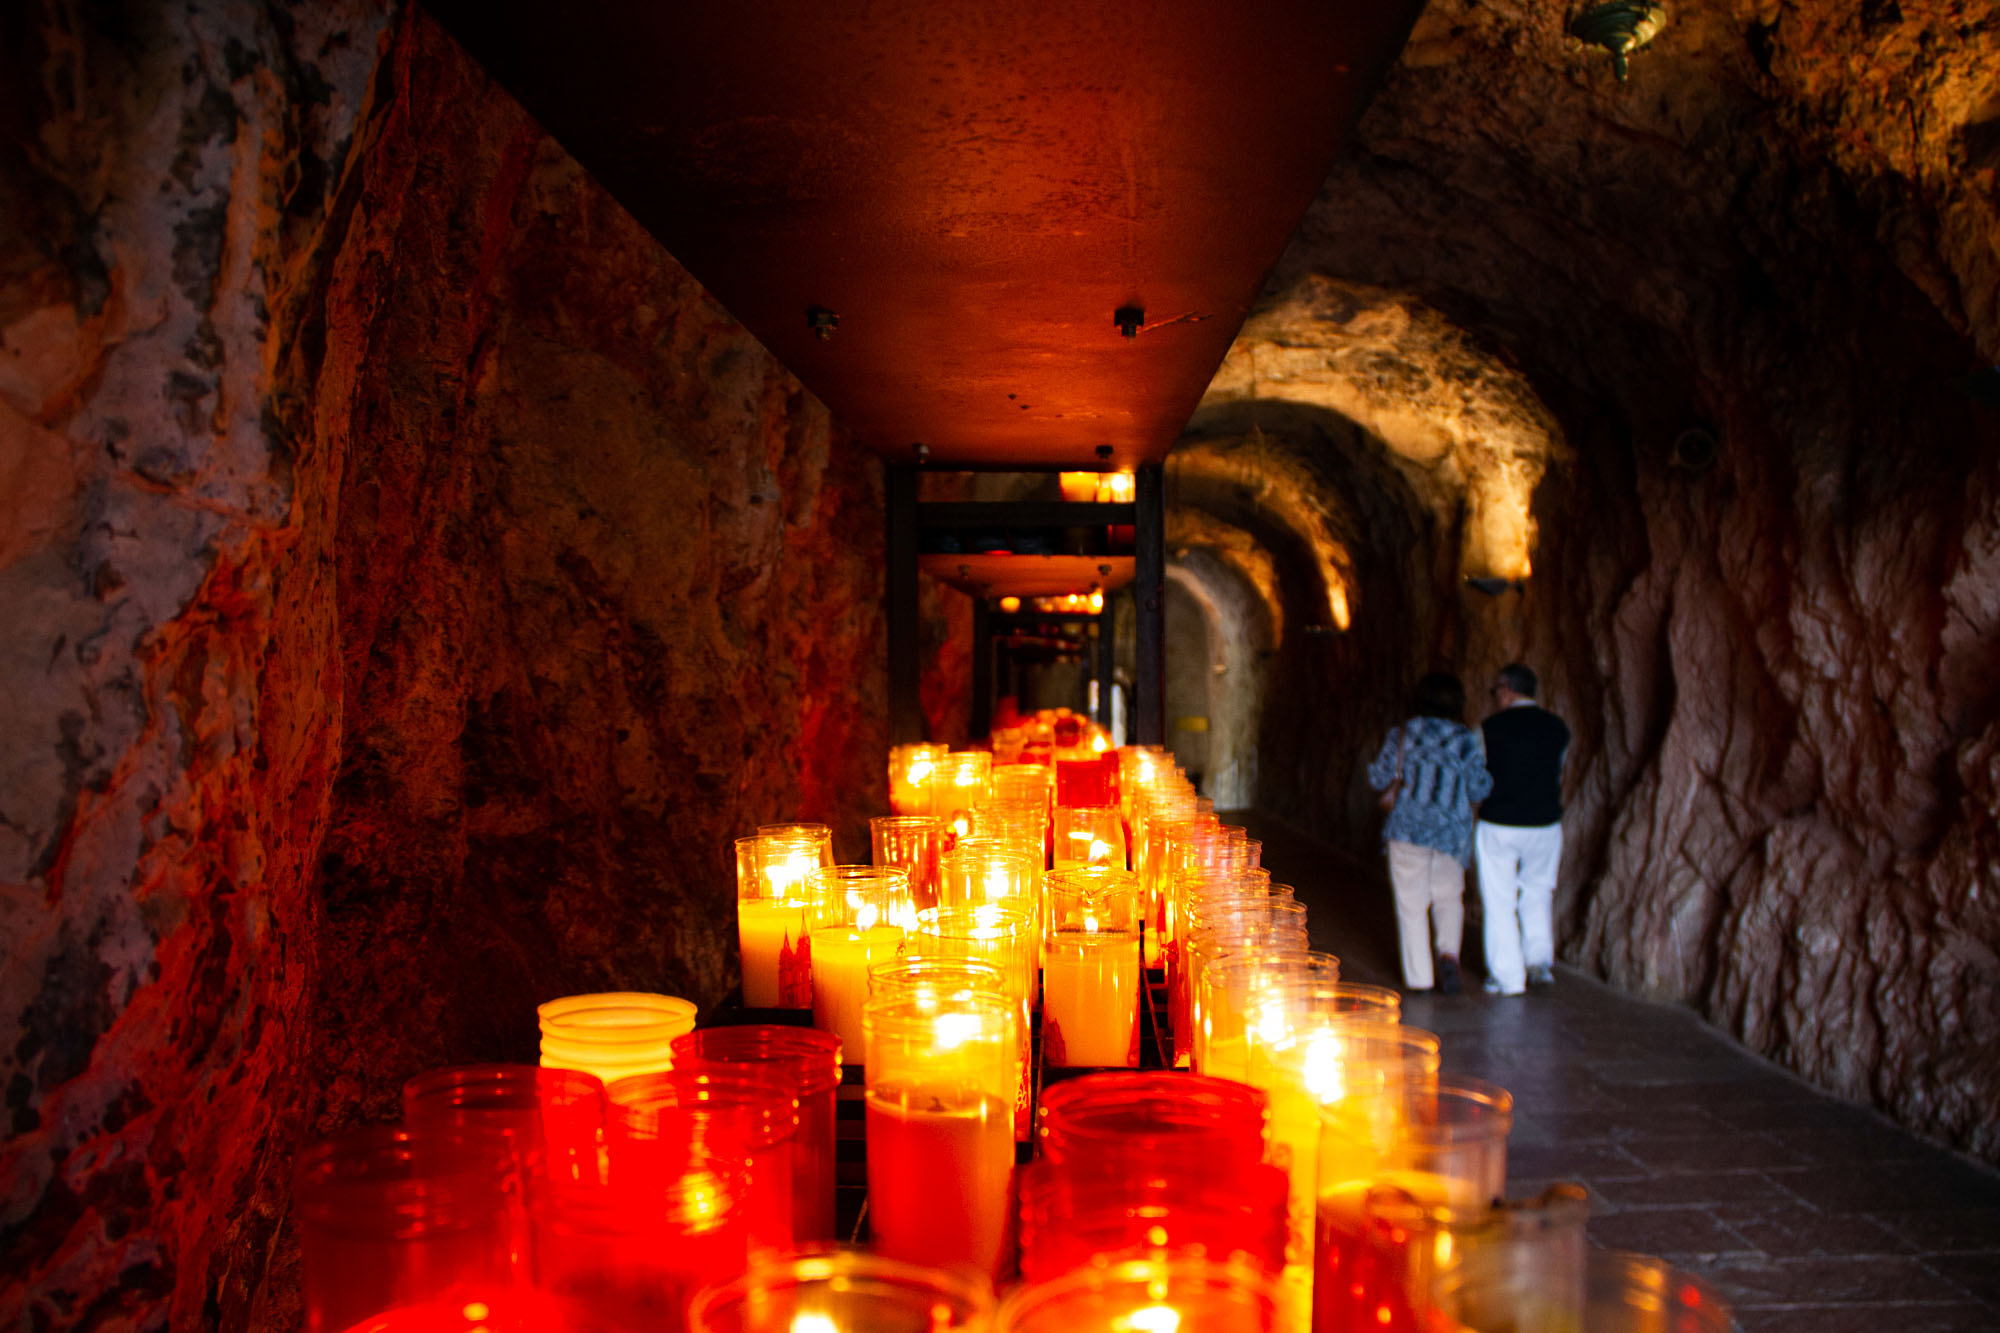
[689,1249,996,1333]
[294,1126,518,1333]
[1037,1072,1268,1175]
[401,1064,605,1190]
[670,1026,843,1243]
[535,1147,752,1333]
[1000,1257,1282,1333]
[1016,1157,1291,1283]
[605,1067,800,1253]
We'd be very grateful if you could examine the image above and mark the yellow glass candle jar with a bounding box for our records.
[1052,805,1127,871]
[928,751,994,846]
[1042,868,1142,1068]
[870,814,945,910]
[889,743,949,817]
[537,992,698,1087]
[862,990,1021,1278]
[737,832,826,1009]
[804,865,914,1063]
[920,904,1038,1138]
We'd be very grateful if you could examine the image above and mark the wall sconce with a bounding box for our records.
[1568,1,1667,81]
[1059,472,1100,503]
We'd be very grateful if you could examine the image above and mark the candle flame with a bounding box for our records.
[935,1012,983,1049]
[1303,1030,1346,1104]
[1091,732,1108,751]
[1122,1306,1181,1333]
[791,1315,838,1333]
[857,902,880,931]
[984,867,1012,901]
[1088,838,1111,864]
[1084,913,1100,933]
[908,757,934,784]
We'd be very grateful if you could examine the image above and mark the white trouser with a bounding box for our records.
[1475,821,1562,994]
[1385,840,1466,989]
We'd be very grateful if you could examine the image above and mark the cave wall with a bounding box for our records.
[1247,0,2000,1160]
[1,3,893,1327]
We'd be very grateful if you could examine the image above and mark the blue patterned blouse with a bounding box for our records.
[1367,716,1493,865]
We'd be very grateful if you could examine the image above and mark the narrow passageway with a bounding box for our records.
[1242,816,2000,1332]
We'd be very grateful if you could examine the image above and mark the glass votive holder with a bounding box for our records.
[1051,805,1127,870]
[689,1248,996,1333]
[671,1026,844,1244]
[1042,868,1141,1068]
[967,801,1052,886]
[862,990,1021,1278]
[805,865,915,1063]
[889,743,949,816]
[871,814,945,909]
[998,1257,1282,1333]
[917,906,1038,1138]
[1016,1157,1291,1283]
[992,762,1053,814]
[739,835,815,1008]
[538,992,697,1087]
[928,751,995,845]
[604,1066,801,1253]
[755,822,836,866]
[400,1063,606,1209]
[535,1145,751,1332]
[1439,1245,1732,1333]
[294,1126,517,1333]
[939,842,1037,911]
[1037,1072,1268,1175]
[1354,1181,1587,1333]
[1053,755,1114,809]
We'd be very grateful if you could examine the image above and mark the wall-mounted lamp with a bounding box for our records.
[1114,305,1145,339]
[805,305,840,339]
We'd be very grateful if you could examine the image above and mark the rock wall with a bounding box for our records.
[1,4,893,1327]
[1239,0,2000,1160]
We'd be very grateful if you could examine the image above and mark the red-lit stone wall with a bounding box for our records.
[1,4,890,1327]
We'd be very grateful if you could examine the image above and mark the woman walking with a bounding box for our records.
[1367,673,1492,993]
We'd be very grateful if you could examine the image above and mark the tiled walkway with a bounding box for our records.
[1244,815,2000,1333]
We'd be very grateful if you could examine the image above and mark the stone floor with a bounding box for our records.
[1243,814,2000,1333]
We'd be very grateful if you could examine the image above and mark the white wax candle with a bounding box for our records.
[865,1085,1013,1276]
[738,898,807,1008]
[811,925,906,1059]
[1043,930,1139,1067]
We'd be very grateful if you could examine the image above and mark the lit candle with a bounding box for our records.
[995,1257,1281,1333]
[889,743,948,817]
[927,751,993,849]
[737,832,826,1008]
[805,866,915,1061]
[537,992,697,1087]
[1042,868,1141,1068]
[1052,805,1125,871]
[862,992,1020,1277]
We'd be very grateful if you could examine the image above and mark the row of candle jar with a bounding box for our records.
[297,1025,842,1333]
[739,850,1148,1072]
[887,745,1124,827]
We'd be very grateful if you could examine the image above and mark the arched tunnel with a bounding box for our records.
[4,0,2000,1325]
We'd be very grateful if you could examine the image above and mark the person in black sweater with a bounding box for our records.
[1475,663,1571,995]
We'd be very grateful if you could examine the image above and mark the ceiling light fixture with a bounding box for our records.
[1568,1,1667,81]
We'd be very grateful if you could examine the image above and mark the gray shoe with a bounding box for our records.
[1526,964,1555,990]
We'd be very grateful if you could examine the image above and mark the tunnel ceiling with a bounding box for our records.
[425,0,1424,470]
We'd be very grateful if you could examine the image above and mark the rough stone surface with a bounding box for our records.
[1168,0,2000,1163]
[1,5,892,1327]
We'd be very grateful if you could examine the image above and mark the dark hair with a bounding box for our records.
[1496,663,1539,699]
[1413,672,1466,721]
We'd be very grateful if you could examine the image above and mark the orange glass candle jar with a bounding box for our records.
[605,1067,801,1254]
[1051,804,1126,871]
[862,990,1021,1278]
[671,1026,844,1244]
[689,1250,996,1333]
[538,992,697,1086]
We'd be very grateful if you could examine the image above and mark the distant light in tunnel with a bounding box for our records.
[999,595,1021,613]
[1097,471,1135,502]
[1328,581,1351,631]
[1059,471,1100,502]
